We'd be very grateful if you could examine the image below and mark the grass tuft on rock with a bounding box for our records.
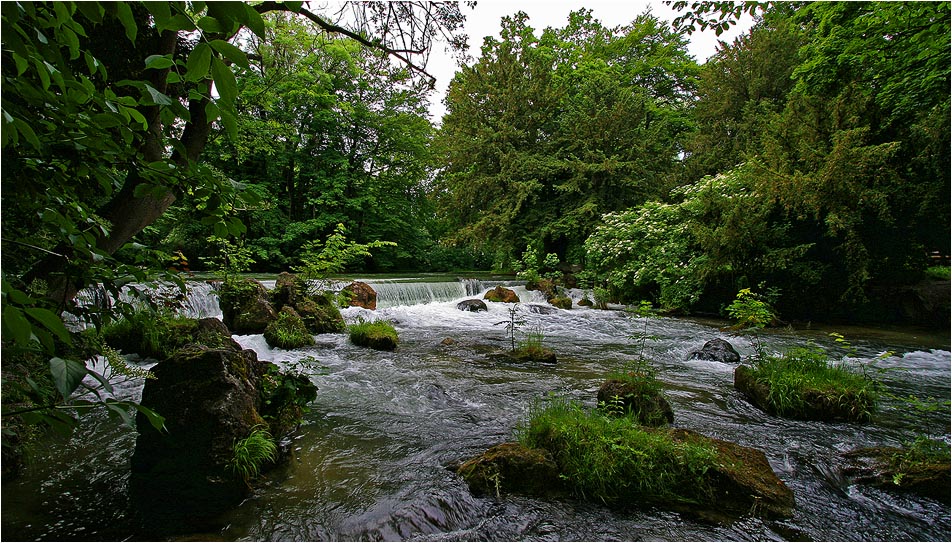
[349,318,399,351]
[516,397,718,506]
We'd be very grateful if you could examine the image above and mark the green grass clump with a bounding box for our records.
[349,318,398,351]
[924,265,951,280]
[230,425,277,482]
[516,397,718,505]
[749,346,877,420]
[264,308,315,350]
[606,360,664,398]
[97,308,198,359]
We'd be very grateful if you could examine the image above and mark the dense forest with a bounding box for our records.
[0,1,949,440]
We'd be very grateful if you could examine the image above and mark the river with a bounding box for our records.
[2,278,949,541]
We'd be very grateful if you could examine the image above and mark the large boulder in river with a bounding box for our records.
[130,344,268,517]
[688,338,741,363]
[263,306,315,349]
[841,445,951,503]
[271,271,308,308]
[218,278,276,335]
[457,299,488,312]
[342,281,378,310]
[457,443,565,498]
[597,379,674,426]
[484,286,519,303]
[296,294,346,333]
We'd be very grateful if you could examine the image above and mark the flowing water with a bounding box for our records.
[3,278,950,541]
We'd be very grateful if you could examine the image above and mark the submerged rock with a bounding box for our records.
[526,303,557,315]
[457,443,565,498]
[457,299,488,312]
[483,286,520,303]
[842,446,951,503]
[342,281,378,310]
[688,338,741,363]
[492,347,557,364]
[596,379,674,426]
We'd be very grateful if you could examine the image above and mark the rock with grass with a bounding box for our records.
[263,306,315,350]
[734,350,876,422]
[548,296,572,310]
[342,281,378,310]
[483,286,520,303]
[457,442,565,498]
[841,442,951,503]
[349,319,399,351]
[457,299,488,312]
[597,379,674,426]
[688,338,741,363]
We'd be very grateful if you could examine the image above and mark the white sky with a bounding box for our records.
[423,0,755,122]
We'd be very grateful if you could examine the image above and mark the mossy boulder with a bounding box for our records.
[457,299,488,312]
[842,446,951,503]
[597,379,674,426]
[526,278,557,299]
[295,294,346,334]
[577,298,593,307]
[130,345,266,517]
[457,443,565,498]
[734,364,873,422]
[218,278,276,335]
[548,296,572,310]
[341,281,378,310]
[263,306,315,350]
[688,338,741,363]
[271,271,308,309]
[671,429,796,519]
[484,286,520,303]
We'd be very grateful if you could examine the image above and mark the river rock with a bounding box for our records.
[296,294,346,333]
[271,271,307,308]
[670,429,796,519]
[218,278,276,335]
[548,296,572,310]
[457,299,488,312]
[596,379,674,426]
[526,303,557,315]
[483,286,520,303]
[130,344,268,517]
[841,446,951,503]
[342,281,378,310]
[688,338,741,363]
[457,443,565,497]
[264,306,315,349]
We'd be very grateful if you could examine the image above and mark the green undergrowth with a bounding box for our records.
[606,360,664,398]
[349,318,398,351]
[889,436,951,483]
[516,397,718,506]
[230,424,277,483]
[749,345,877,420]
[264,308,315,350]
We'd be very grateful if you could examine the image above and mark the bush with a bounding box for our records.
[925,266,951,280]
[516,397,718,505]
[349,318,398,351]
[263,307,315,350]
[742,345,877,421]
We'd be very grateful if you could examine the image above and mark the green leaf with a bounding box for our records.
[283,1,304,12]
[210,39,249,70]
[114,2,138,43]
[143,1,171,26]
[50,357,88,398]
[24,307,71,344]
[133,403,167,432]
[76,2,105,23]
[210,56,237,105]
[144,54,175,70]
[196,15,225,33]
[105,401,134,428]
[219,107,238,140]
[144,83,175,105]
[2,305,32,347]
[242,4,266,38]
[185,42,212,83]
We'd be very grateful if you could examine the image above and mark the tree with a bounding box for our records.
[436,10,697,268]
[1,0,467,437]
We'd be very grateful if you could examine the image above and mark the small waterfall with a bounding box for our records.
[369,280,476,308]
[182,282,222,319]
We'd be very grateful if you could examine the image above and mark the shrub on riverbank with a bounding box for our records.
[735,346,877,421]
[349,318,398,351]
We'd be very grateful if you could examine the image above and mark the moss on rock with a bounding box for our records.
[263,307,315,350]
